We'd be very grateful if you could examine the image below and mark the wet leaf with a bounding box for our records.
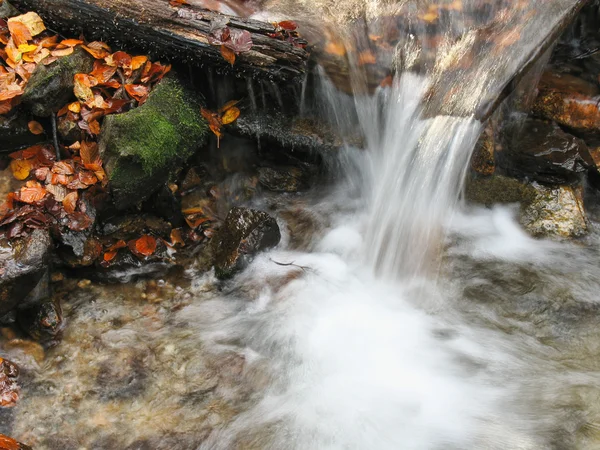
[218,99,240,113]
[220,45,235,66]
[7,21,32,48]
[10,159,32,180]
[67,211,92,231]
[131,55,148,71]
[16,181,46,204]
[27,120,43,135]
[80,141,99,165]
[124,84,149,102]
[135,234,157,257]
[169,0,189,5]
[170,228,185,247]
[73,73,94,102]
[62,191,78,214]
[103,250,117,262]
[278,21,297,31]
[81,44,110,60]
[221,106,240,125]
[60,39,83,47]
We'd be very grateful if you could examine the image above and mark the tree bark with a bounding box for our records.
[8,0,310,82]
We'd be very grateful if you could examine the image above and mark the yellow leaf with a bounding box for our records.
[10,159,33,181]
[17,43,37,53]
[221,106,240,125]
[8,12,46,38]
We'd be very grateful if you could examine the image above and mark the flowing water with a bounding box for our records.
[3,1,600,449]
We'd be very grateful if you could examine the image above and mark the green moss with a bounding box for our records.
[100,75,207,209]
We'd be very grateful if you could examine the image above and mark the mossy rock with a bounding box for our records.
[99,75,208,210]
[464,174,537,209]
[22,47,94,117]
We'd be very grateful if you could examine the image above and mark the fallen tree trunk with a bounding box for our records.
[8,0,310,82]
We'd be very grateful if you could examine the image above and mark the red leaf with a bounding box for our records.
[278,21,297,31]
[135,235,156,257]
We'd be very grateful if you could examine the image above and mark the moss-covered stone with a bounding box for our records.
[464,174,537,208]
[99,75,208,210]
[21,47,94,117]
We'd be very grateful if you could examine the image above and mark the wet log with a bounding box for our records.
[8,0,310,82]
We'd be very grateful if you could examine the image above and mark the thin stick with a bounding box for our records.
[51,112,60,161]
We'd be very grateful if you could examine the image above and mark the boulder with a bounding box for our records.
[531,71,600,134]
[465,174,588,238]
[99,75,208,210]
[212,207,281,279]
[471,124,496,176]
[499,119,592,184]
[0,229,52,315]
[21,47,94,117]
[521,184,588,238]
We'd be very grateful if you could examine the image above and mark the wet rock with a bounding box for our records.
[0,0,19,18]
[212,207,281,279]
[258,166,309,192]
[231,113,349,154]
[142,185,185,228]
[471,125,496,176]
[0,357,19,408]
[98,214,171,240]
[521,184,588,238]
[100,75,208,210]
[0,111,45,153]
[0,230,52,315]
[500,119,592,184]
[531,71,600,135]
[464,174,538,207]
[17,298,64,344]
[21,47,94,117]
[57,115,82,144]
[0,434,31,450]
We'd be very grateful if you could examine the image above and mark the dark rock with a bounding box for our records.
[0,229,52,315]
[212,207,281,279]
[21,47,94,117]
[231,112,350,154]
[98,214,171,240]
[500,119,592,184]
[258,165,309,192]
[531,71,600,135]
[17,298,64,344]
[142,185,184,228]
[471,125,496,176]
[0,111,45,153]
[0,0,19,18]
[57,115,82,144]
[100,75,208,210]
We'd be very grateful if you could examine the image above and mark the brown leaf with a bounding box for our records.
[73,74,94,102]
[80,141,100,165]
[131,55,148,71]
[16,181,46,204]
[220,45,235,66]
[124,84,149,102]
[62,191,78,214]
[278,21,298,31]
[103,250,118,262]
[7,20,32,47]
[81,44,109,60]
[170,228,185,247]
[67,211,92,231]
[8,12,45,38]
[27,121,43,135]
[169,0,189,5]
[221,106,240,125]
[135,235,157,257]
[51,47,74,57]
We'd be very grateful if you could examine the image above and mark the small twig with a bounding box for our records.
[51,112,60,161]
[269,258,311,272]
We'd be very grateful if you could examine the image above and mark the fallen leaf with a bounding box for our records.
[73,73,94,101]
[62,191,78,214]
[170,228,185,247]
[60,39,84,47]
[51,47,74,57]
[135,235,157,257]
[124,84,149,102]
[16,181,46,204]
[10,159,32,180]
[221,106,240,125]
[8,12,45,38]
[131,55,148,71]
[218,99,240,113]
[169,0,189,5]
[220,45,235,66]
[27,121,43,135]
[7,21,32,47]
[278,21,297,31]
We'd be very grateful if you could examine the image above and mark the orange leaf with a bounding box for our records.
[170,228,185,247]
[27,120,44,135]
[278,21,297,31]
[51,47,74,57]
[60,39,84,47]
[131,55,148,71]
[107,239,127,252]
[62,191,78,214]
[124,84,149,102]
[169,0,189,5]
[16,181,46,204]
[135,235,157,257]
[7,21,32,47]
[8,12,45,38]
[10,159,32,180]
[68,102,81,114]
[74,73,94,101]
[220,45,236,66]
[103,250,118,262]
[81,44,109,60]
[324,41,346,57]
[80,141,100,165]
[218,99,240,113]
[221,106,240,125]
[0,433,24,450]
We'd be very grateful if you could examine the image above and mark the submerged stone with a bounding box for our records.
[17,298,64,344]
[99,75,208,210]
[500,119,591,184]
[212,207,281,279]
[258,165,309,192]
[22,47,94,117]
[0,229,51,315]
